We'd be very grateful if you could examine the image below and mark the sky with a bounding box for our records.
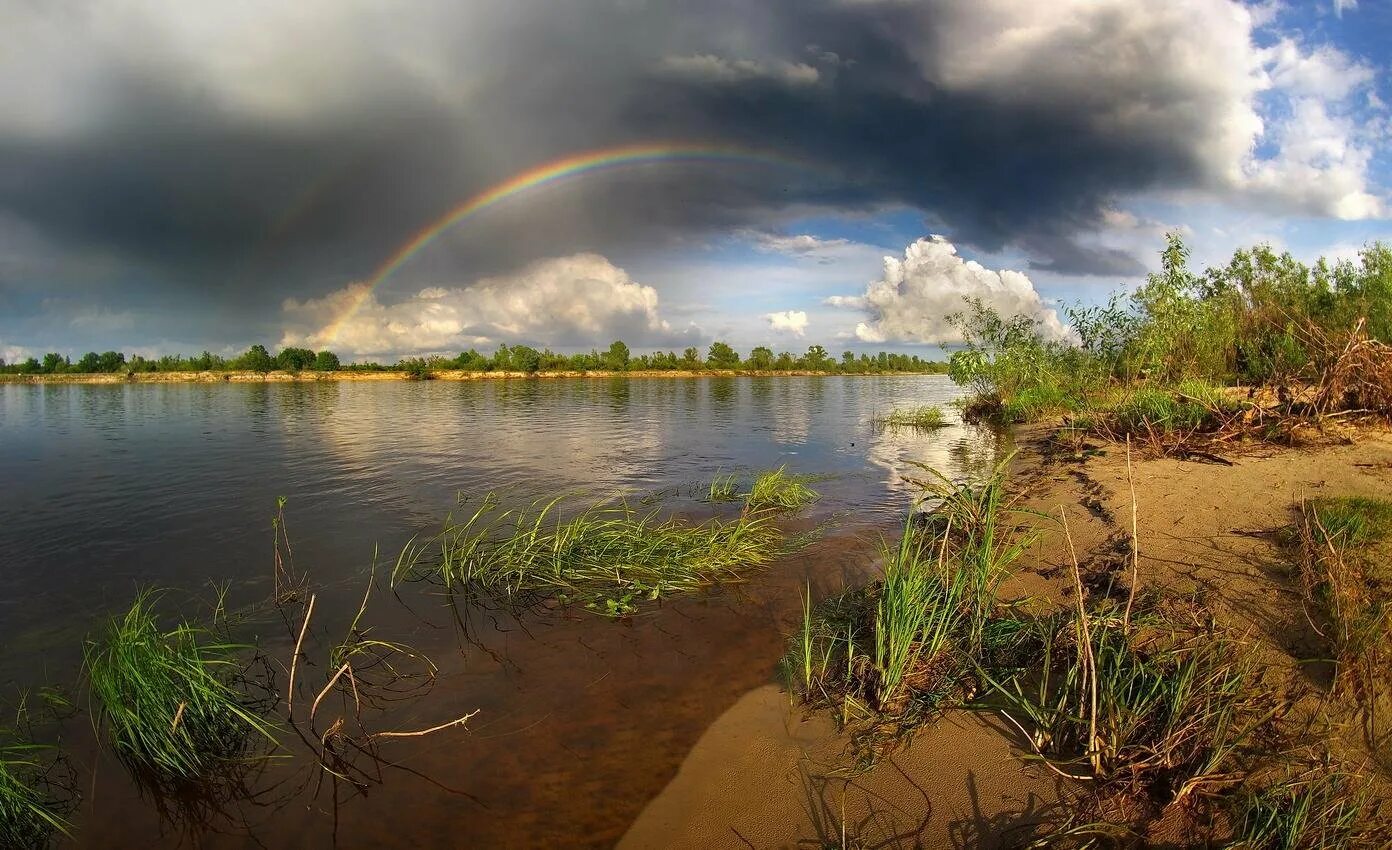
[1,0,1390,362]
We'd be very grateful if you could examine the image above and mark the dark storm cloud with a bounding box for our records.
[0,0,1365,342]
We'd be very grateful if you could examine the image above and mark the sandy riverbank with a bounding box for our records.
[0,369,947,385]
[620,422,1392,848]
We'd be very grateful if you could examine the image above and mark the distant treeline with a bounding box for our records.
[0,341,948,377]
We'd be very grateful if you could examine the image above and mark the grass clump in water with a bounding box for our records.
[706,471,740,502]
[876,406,948,429]
[782,454,1037,746]
[744,467,820,513]
[1,697,72,849]
[393,493,786,616]
[85,592,277,783]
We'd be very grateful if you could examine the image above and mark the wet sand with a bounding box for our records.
[619,686,1068,849]
[619,425,1392,848]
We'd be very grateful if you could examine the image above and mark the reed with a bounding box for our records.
[744,467,821,512]
[393,493,784,615]
[85,592,277,783]
[876,406,948,429]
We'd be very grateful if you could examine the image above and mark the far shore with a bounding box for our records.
[0,368,948,385]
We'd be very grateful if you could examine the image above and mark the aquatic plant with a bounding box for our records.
[744,467,820,513]
[783,455,1035,728]
[876,406,948,429]
[85,592,277,783]
[872,521,966,710]
[393,494,784,615]
[0,700,70,849]
[706,471,740,502]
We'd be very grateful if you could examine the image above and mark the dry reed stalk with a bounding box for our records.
[310,662,351,723]
[1124,438,1139,633]
[287,593,315,719]
[1059,505,1100,776]
[371,709,480,740]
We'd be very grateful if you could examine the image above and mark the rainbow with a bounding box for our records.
[318,142,804,344]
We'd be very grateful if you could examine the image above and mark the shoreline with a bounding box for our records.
[0,368,946,385]
[621,420,1392,846]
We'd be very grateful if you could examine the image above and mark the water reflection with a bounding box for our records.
[0,376,991,682]
[0,375,1017,848]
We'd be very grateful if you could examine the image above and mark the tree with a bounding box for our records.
[313,350,341,371]
[681,347,702,369]
[511,345,542,374]
[41,353,68,374]
[746,346,774,370]
[706,341,741,370]
[239,345,275,373]
[276,347,316,372]
[18,357,41,374]
[604,340,630,371]
[77,352,101,373]
[97,351,126,372]
[452,349,486,371]
[802,345,832,371]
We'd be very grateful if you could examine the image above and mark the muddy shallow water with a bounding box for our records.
[0,376,1004,847]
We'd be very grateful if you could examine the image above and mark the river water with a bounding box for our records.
[0,375,1002,848]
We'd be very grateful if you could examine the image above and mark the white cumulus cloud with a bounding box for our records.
[917,0,1385,220]
[280,253,696,357]
[828,237,1069,345]
[764,310,809,337]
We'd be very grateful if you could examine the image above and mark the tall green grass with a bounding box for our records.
[744,467,820,512]
[1230,772,1375,850]
[876,406,948,429]
[784,454,1035,724]
[393,494,785,615]
[907,453,1036,655]
[985,602,1265,797]
[0,704,69,849]
[85,593,277,782]
[1298,497,1392,754]
[1306,497,1392,549]
[1100,380,1243,436]
[872,521,966,710]
[706,471,740,502]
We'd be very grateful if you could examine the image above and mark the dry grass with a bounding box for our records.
[1297,496,1392,759]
